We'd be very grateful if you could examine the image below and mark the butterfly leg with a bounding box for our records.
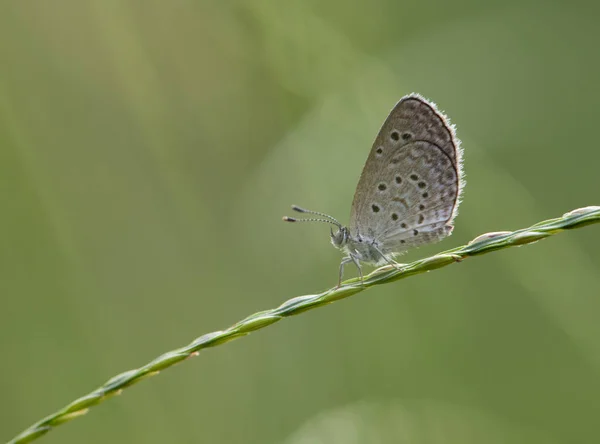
[338,255,363,288]
[337,257,352,288]
[350,254,364,283]
[372,244,402,270]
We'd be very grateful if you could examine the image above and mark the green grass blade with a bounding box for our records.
[7,206,600,444]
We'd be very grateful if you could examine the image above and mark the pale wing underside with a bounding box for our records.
[349,94,463,256]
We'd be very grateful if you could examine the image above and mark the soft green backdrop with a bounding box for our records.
[1,1,599,443]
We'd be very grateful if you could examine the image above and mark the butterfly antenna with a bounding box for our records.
[283,205,342,228]
[291,205,342,225]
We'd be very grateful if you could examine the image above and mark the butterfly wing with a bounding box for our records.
[349,94,463,257]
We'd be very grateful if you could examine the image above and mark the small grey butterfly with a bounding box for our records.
[283,94,464,286]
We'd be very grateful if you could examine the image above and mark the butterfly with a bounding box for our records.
[284,94,464,286]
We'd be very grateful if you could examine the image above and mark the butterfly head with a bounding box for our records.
[330,226,349,249]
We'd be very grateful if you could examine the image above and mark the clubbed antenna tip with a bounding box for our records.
[291,205,307,213]
[282,216,296,222]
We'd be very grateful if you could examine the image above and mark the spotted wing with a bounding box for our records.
[348,94,463,256]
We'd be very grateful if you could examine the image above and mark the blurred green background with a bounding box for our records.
[1,0,599,443]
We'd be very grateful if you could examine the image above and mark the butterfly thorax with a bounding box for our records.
[331,227,390,266]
